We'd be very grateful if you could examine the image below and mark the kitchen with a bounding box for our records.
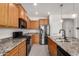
[0,3,79,56]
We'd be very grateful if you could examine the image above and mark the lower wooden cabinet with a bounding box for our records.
[18,41,26,56]
[5,41,26,56]
[32,33,40,44]
[48,37,57,56]
[48,37,71,56]
[5,46,18,56]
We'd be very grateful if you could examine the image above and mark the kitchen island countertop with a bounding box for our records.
[49,36,79,56]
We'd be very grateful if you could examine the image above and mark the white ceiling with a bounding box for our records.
[22,3,79,17]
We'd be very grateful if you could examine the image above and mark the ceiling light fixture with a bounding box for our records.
[72,14,77,18]
[33,3,37,6]
[35,11,38,15]
[60,4,63,23]
[72,3,77,18]
[48,12,50,15]
[60,19,63,23]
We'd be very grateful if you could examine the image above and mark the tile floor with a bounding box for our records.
[29,44,50,56]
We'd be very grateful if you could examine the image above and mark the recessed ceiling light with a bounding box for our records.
[72,14,77,18]
[35,11,38,15]
[60,19,63,23]
[48,12,50,15]
[33,3,37,6]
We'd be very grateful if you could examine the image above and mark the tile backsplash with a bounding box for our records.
[0,28,40,39]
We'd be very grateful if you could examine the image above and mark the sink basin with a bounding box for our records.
[55,38,70,42]
[54,37,70,42]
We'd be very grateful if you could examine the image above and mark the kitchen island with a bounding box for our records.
[48,36,79,56]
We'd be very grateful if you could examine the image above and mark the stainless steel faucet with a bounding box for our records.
[59,29,68,41]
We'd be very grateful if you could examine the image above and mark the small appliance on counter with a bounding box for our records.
[13,31,23,38]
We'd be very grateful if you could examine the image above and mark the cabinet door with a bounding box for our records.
[32,34,40,44]
[48,37,57,56]
[8,4,18,28]
[18,41,26,56]
[19,6,25,19]
[39,19,44,25]
[27,20,30,29]
[19,46,26,56]
[0,4,8,27]
[44,19,48,25]
[30,21,39,29]
[12,4,19,27]
[25,16,31,29]
[39,19,48,25]
[5,46,18,56]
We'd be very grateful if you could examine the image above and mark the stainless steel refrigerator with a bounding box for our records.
[40,25,49,45]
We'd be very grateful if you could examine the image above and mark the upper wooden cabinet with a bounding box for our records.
[0,3,30,28]
[26,17,31,29]
[39,19,48,25]
[8,4,19,28]
[0,3,19,28]
[0,4,8,27]
[30,21,39,29]
[18,5,26,20]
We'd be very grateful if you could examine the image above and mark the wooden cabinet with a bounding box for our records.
[48,37,57,56]
[32,34,40,44]
[8,4,19,28]
[30,21,39,29]
[5,46,18,56]
[18,5,25,20]
[0,4,8,27]
[0,3,31,28]
[44,19,48,25]
[24,15,31,29]
[18,41,26,56]
[27,20,30,29]
[27,17,31,29]
[39,19,48,25]
[5,40,26,56]
[0,3,19,28]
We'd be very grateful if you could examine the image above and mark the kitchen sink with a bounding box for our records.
[56,40,70,42]
[55,38,70,42]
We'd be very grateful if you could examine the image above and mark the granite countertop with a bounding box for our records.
[0,37,26,56]
[50,36,79,56]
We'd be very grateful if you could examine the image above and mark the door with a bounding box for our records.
[63,19,74,38]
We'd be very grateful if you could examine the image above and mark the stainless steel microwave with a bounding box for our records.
[19,18,27,29]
